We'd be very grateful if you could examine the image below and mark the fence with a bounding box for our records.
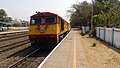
[82,26,90,34]
[96,27,120,49]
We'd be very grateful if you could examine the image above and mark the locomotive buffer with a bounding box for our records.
[38,29,90,68]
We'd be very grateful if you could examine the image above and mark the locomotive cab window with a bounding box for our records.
[32,17,41,24]
[31,16,55,24]
[46,17,55,24]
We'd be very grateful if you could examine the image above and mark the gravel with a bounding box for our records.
[80,34,120,68]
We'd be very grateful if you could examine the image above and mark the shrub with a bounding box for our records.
[92,42,96,47]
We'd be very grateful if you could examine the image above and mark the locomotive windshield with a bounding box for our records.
[32,17,41,24]
[46,17,55,24]
[31,16,55,24]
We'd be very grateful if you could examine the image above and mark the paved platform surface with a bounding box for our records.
[38,29,90,68]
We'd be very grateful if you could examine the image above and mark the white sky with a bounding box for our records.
[0,0,92,22]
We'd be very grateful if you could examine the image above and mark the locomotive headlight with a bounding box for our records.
[40,28,45,32]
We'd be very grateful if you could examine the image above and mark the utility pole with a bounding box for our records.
[91,0,94,30]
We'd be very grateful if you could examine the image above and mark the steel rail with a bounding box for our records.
[0,34,28,42]
[8,48,40,68]
[0,39,30,53]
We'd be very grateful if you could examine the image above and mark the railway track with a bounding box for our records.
[8,48,52,68]
[0,30,52,68]
[0,47,37,68]
[0,31,29,53]
[0,34,28,42]
[8,49,40,68]
[0,40,31,62]
[0,30,68,68]
[0,31,31,64]
[0,36,29,48]
[0,39,30,53]
[0,31,28,38]
[0,47,52,68]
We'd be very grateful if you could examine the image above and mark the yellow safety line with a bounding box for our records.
[73,33,76,68]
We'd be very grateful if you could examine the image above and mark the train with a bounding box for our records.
[28,12,70,48]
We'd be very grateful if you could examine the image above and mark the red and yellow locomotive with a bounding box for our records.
[28,12,70,48]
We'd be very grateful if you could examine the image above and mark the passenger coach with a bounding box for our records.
[28,12,70,48]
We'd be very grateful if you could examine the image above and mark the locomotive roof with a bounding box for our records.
[31,12,68,23]
[31,12,57,17]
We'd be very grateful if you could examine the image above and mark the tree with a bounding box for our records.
[107,5,120,27]
[4,17,12,22]
[12,23,20,27]
[93,0,120,28]
[0,9,7,21]
[68,0,120,28]
[67,1,92,28]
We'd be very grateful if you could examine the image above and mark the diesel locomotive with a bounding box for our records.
[28,12,70,48]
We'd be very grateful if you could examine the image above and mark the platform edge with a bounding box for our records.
[37,31,71,68]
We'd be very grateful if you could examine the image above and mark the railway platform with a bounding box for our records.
[0,30,28,35]
[38,29,90,68]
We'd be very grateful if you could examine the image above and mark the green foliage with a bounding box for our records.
[93,0,120,28]
[92,42,96,47]
[107,5,120,28]
[0,9,7,18]
[0,9,28,27]
[4,17,12,22]
[0,9,7,21]
[67,1,92,28]
[0,23,2,26]
[0,9,13,22]
[12,23,20,27]
[68,0,120,29]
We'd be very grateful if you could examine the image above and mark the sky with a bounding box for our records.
[0,0,92,22]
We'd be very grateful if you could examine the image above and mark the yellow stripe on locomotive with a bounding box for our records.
[29,24,61,35]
